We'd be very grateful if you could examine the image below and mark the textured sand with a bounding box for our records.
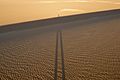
[0,32,56,80]
[63,18,120,80]
[0,18,120,80]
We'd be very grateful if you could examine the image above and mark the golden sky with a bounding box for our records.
[0,0,120,26]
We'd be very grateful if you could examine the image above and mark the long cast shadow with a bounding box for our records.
[54,31,65,80]
[60,31,65,80]
[54,31,59,80]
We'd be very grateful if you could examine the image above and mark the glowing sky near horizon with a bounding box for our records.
[0,0,120,25]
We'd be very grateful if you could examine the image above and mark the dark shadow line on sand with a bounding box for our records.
[60,31,65,80]
[54,31,59,80]
[54,30,65,80]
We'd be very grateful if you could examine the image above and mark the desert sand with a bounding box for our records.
[0,0,120,26]
[0,11,120,80]
[63,17,120,80]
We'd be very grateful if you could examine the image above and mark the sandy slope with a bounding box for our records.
[63,18,120,80]
[0,17,120,80]
[0,32,56,80]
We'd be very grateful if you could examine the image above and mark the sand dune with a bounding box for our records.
[0,10,120,80]
[63,18,120,80]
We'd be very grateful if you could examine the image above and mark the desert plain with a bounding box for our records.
[0,12,120,80]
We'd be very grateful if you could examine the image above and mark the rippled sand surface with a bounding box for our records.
[0,32,56,80]
[0,17,120,80]
[63,18,120,80]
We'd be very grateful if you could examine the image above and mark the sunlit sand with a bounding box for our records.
[0,9,120,79]
[0,0,120,25]
[0,0,120,80]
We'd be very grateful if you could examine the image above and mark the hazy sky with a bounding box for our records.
[0,0,120,25]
